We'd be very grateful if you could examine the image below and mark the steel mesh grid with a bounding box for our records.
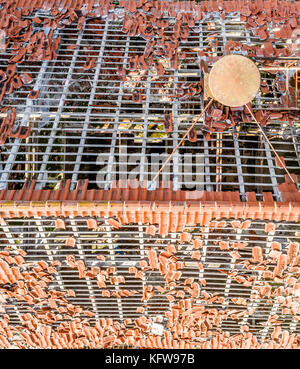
[1,216,300,342]
[0,6,299,348]
[0,14,298,193]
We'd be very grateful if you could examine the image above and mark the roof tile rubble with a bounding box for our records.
[0,0,299,144]
[0,0,299,349]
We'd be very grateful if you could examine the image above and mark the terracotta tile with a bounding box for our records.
[55,219,65,229]
[147,249,158,270]
[65,237,76,247]
[265,222,276,233]
[76,260,86,279]
[287,242,299,264]
[191,250,201,260]
[179,232,192,244]
[87,218,97,229]
[188,127,197,142]
[163,112,173,133]
[0,0,299,350]
[28,89,40,99]
[96,254,105,261]
[219,241,230,250]
[13,255,25,265]
[106,218,121,229]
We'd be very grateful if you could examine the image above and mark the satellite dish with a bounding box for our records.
[208,54,261,107]
[150,54,295,187]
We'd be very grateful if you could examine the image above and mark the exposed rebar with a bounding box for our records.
[150,98,214,188]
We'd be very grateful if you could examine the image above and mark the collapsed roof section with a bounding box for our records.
[1,195,300,348]
[0,0,299,192]
[1,178,300,348]
[0,0,299,349]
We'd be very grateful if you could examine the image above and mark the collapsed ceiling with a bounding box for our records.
[0,0,300,349]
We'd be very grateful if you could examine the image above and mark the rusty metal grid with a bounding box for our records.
[1,216,300,343]
[0,14,299,195]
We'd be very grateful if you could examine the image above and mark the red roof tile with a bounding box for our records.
[0,0,299,350]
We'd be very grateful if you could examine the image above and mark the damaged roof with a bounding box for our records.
[1,179,300,348]
[0,0,299,349]
[1,203,300,348]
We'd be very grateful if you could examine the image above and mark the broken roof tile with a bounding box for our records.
[0,0,299,350]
